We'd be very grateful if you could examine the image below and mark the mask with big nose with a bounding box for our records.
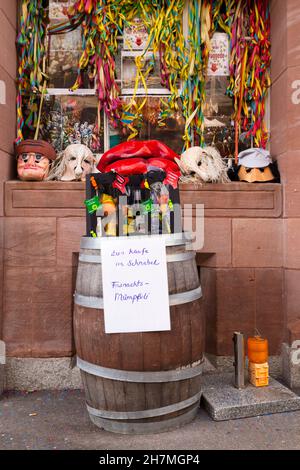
[50,143,96,181]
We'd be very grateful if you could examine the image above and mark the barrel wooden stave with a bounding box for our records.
[76,245,200,298]
[74,236,204,433]
[74,301,204,371]
[80,372,201,413]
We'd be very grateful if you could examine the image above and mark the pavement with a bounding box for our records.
[1,390,300,450]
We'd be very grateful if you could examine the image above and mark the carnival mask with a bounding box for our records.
[237,148,275,183]
[238,166,275,183]
[48,143,96,181]
[16,139,57,181]
[175,146,229,183]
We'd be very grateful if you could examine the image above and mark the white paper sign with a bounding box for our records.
[208,32,229,76]
[101,236,170,334]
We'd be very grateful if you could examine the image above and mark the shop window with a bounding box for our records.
[41,1,254,158]
[40,95,104,154]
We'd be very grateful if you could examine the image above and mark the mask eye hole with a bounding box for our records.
[259,168,265,173]
[83,158,91,164]
[69,156,77,161]
[197,161,202,167]
[35,153,43,162]
[246,168,252,173]
[21,153,29,162]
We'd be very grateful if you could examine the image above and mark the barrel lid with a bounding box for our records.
[80,232,195,249]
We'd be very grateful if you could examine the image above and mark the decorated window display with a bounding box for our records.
[48,1,93,89]
[121,52,170,95]
[47,26,84,89]
[15,0,273,184]
[40,95,104,154]
[109,97,185,155]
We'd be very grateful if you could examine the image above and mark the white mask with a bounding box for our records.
[48,144,96,181]
[175,146,229,184]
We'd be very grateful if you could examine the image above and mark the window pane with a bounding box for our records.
[40,95,104,153]
[121,53,167,94]
[109,97,185,154]
[47,1,93,89]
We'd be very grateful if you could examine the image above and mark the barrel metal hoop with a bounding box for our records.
[77,356,203,383]
[80,233,194,250]
[74,286,202,310]
[89,406,198,434]
[78,251,195,264]
[79,253,102,264]
[169,286,202,306]
[74,293,104,309]
[86,391,201,420]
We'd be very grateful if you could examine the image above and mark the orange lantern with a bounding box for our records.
[247,336,268,364]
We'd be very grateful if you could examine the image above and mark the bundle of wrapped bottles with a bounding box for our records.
[84,140,182,237]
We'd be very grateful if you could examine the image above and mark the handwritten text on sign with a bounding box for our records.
[101,237,170,334]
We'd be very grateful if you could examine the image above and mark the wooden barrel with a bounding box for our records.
[74,234,204,434]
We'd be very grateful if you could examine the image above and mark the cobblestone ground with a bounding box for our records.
[0,390,300,450]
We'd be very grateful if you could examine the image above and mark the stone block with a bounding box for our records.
[4,357,82,391]
[0,151,15,216]
[284,219,300,269]
[180,182,282,218]
[287,0,300,68]
[3,266,74,357]
[287,319,300,345]
[270,72,288,157]
[0,0,17,28]
[283,184,300,218]
[282,342,300,390]
[232,219,283,268]
[287,66,300,152]
[277,152,300,218]
[0,365,4,395]
[0,68,16,156]
[215,269,256,356]
[271,0,287,82]
[214,268,284,356]
[200,268,217,354]
[255,269,284,355]
[4,181,86,217]
[4,217,56,267]
[285,269,300,324]
[0,10,16,80]
[57,217,86,266]
[2,266,34,356]
[197,218,232,267]
[201,372,300,421]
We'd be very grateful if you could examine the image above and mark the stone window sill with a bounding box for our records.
[4,180,282,218]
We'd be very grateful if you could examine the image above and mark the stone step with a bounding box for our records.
[201,372,300,421]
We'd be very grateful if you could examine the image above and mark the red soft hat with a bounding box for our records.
[15,139,57,161]
[97,140,179,172]
[104,158,148,175]
[103,157,181,177]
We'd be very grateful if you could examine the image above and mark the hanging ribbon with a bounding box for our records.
[16,0,48,144]
[18,0,271,154]
[226,0,271,159]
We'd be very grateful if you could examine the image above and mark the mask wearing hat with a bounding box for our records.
[237,148,275,183]
[15,139,57,181]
